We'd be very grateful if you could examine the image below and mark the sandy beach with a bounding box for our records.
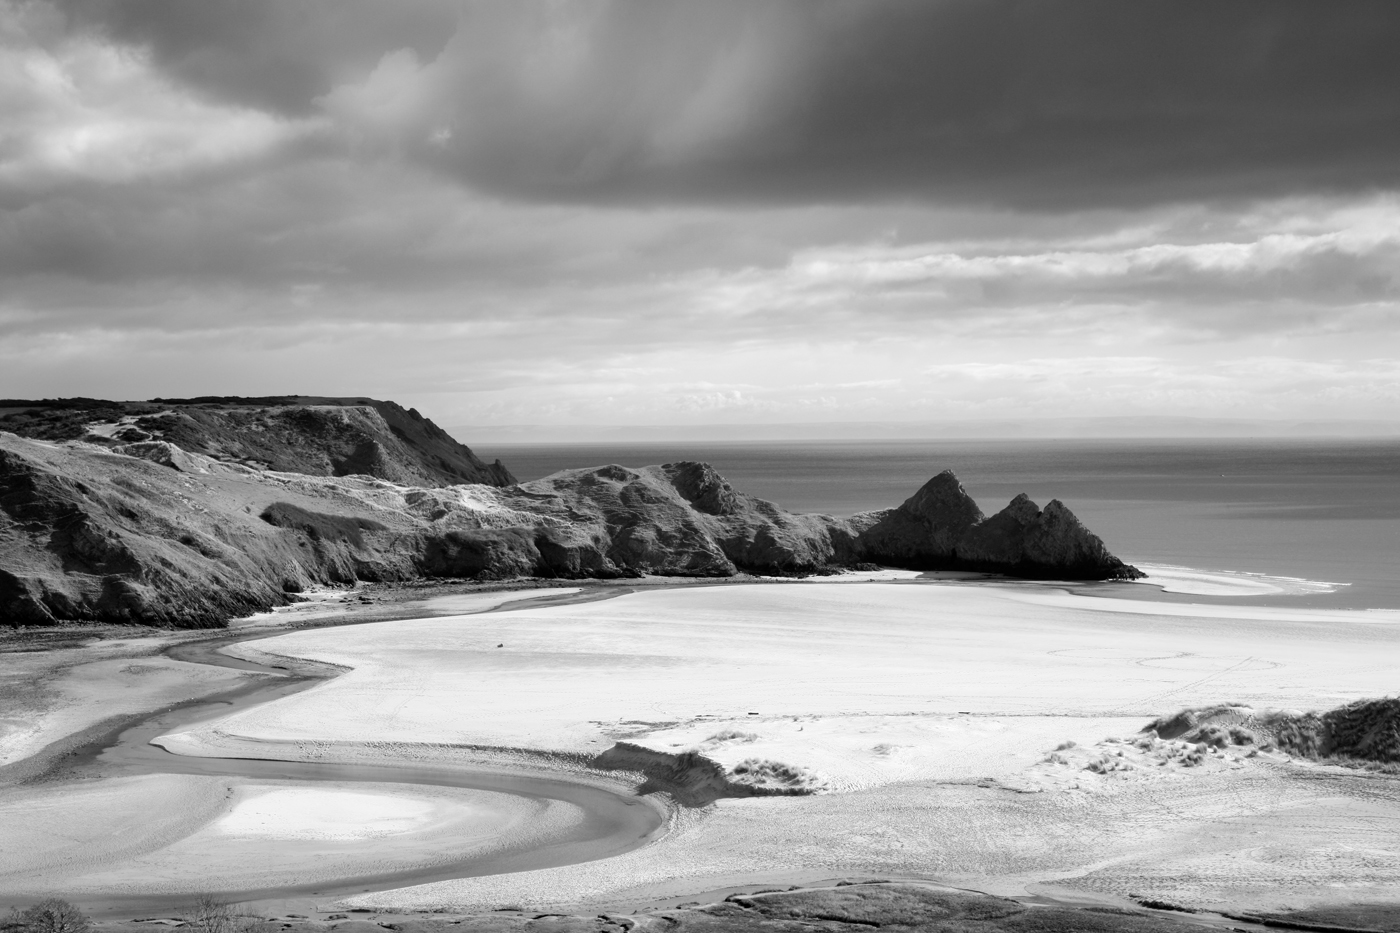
[0,775,584,897]
[3,575,1398,916]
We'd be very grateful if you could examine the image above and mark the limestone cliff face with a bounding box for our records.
[0,426,1140,626]
[850,470,984,563]
[855,475,1141,580]
[515,462,858,576]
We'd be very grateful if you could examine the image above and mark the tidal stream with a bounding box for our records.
[8,610,664,916]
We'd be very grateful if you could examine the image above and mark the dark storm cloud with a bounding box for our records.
[752,0,1400,208]
[5,0,1398,422]
[512,0,1400,208]
[55,0,455,115]
[44,0,1400,208]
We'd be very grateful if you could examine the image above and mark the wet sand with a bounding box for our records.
[0,587,664,917]
[175,577,1399,916]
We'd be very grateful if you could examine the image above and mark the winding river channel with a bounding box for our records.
[12,604,665,916]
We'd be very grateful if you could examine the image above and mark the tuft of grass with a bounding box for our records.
[1085,754,1134,774]
[1194,724,1232,749]
[1228,726,1256,745]
[1144,704,1251,740]
[182,897,273,933]
[730,757,828,793]
[1146,697,1400,768]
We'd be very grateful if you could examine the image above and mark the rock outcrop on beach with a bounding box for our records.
[0,396,514,487]
[0,403,1140,626]
[854,470,1141,579]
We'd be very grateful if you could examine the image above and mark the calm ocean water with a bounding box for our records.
[480,439,1400,610]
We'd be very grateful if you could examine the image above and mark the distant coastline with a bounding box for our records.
[450,416,1400,445]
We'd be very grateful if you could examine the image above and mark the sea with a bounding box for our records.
[479,438,1400,611]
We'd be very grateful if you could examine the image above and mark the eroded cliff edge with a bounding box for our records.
[0,396,514,487]
[0,406,1140,626]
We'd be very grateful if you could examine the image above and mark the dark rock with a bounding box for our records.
[851,470,983,564]
[96,885,1226,932]
[590,742,822,806]
[902,470,987,535]
[700,883,1203,931]
[855,479,1142,581]
[662,461,741,516]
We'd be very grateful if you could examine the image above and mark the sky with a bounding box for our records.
[2,0,1399,434]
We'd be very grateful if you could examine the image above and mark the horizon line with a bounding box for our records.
[452,416,1400,444]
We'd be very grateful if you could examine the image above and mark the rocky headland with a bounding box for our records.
[0,397,1140,626]
[855,470,1136,579]
[0,395,514,487]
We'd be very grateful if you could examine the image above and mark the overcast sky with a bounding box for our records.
[3,0,1399,431]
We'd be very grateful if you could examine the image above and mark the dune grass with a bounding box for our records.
[1145,697,1400,770]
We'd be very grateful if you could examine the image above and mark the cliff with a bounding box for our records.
[514,461,861,576]
[853,470,1141,580]
[0,396,514,488]
[0,418,1140,627]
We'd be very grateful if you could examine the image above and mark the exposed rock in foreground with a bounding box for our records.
[363,882,1213,932]
[591,742,828,807]
[46,882,1241,932]
[0,427,1139,626]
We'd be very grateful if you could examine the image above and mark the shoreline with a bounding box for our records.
[0,557,1366,665]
